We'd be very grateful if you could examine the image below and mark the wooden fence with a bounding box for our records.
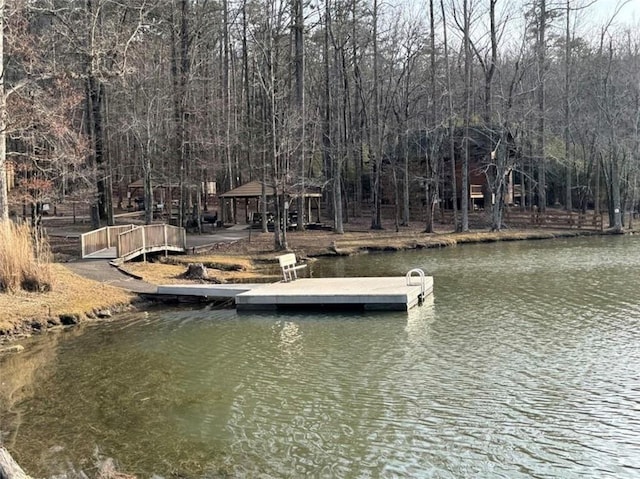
[503,209,604,231]
[425,208,604,231]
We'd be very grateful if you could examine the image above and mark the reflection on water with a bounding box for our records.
[2,235,640,477]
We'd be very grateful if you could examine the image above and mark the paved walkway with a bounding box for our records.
[64,259,158,294]
[184,226,251,250]
[64,226,252,294]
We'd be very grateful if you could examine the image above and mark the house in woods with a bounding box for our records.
[125,178,180,212]
[404,126,521,211]
[218,180,322,226]
[123,179,218,215]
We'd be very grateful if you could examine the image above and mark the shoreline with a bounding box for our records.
[0,227,616,348]
[308,228,606,257]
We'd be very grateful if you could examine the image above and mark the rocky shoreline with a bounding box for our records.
[0,301,145,350]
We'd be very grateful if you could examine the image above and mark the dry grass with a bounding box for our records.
[163,254,256,271]
[0,222,52,293]
[0,263,134,336]
[120,254,279,284]
[329,228,588,253]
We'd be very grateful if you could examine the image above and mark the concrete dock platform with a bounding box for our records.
[155,276,433,311]
[236,276,433,311]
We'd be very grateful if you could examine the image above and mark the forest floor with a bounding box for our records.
[0,214,608,346]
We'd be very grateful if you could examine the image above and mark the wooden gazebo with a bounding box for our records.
[218,180,322,225]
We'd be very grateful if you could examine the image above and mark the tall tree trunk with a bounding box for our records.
[333,158,344,233]
[370,0,382,230]
[484,0,497,123]
[323,0,334,231]
[294,0,305,231]
[594,150,600,215]
[267,18,285,250]
[423,0,437,233]
[87,0,112,226]
[402,127,410,228]
[485,0,503,231]
[321,0,333,220]
[223,0,234,222]
[0,0,7,222]
[172,0,191,228]
[537,0,547,212]
[441,0,458,230]
[170,3,181,227]
[610,151,622,232]
[461,0,471,232]
[87,76,106,228]
[564,0,572,211]
[351,0,363,216]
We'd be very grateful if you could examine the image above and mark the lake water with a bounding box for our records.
[1,235,640,478]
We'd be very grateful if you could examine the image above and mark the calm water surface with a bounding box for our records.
[1,235,640,478]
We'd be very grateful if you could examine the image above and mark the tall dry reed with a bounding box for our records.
[0,221,52,293]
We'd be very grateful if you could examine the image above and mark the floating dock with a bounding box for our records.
[236,276,432,311]
[156,274,433,311]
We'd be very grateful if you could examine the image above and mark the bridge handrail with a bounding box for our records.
[117,224,186,261]
[80,224,136,258]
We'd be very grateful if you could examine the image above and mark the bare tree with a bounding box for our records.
[370,0,382,230]
[461,0,471,232]
[441,0,458,231]
[0,0,7,221]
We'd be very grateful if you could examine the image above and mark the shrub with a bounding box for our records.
[0,221,52,293]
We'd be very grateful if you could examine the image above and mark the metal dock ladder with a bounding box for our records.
[406,268,427,305]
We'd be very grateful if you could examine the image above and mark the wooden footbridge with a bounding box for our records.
[80,224,186,262]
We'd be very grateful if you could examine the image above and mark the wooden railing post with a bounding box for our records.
[142,227,147,262]
[164,224,168,257]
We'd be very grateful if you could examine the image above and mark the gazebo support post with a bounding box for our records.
[233,198,238,224]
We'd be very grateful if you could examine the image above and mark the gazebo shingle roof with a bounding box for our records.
[218,180,275,198]
[219,180,322,198]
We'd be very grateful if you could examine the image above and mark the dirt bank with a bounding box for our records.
[0,264,140,343]
[212,225,603,258]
